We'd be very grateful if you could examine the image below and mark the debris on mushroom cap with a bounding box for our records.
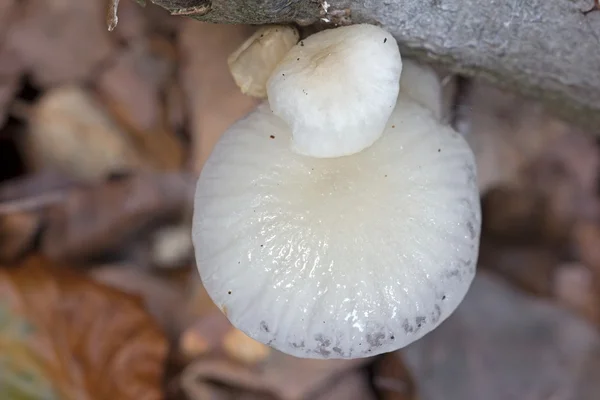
[266,24,402,158]
[228,25,300,98]
[399,59,444,120]
[192,97,481,359]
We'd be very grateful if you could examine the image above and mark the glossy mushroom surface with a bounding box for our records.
[192,98,481,359]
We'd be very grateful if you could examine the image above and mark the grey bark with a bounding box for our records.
[146,0,600,129]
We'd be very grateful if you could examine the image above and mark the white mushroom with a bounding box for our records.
[228,25,300,98]
[266,24,402,158]
[192,96,481,359]
[399,59,444,120]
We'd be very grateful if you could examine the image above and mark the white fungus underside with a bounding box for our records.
[193,99,481,359]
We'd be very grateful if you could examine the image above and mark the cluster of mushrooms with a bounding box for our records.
[192,24,482,359]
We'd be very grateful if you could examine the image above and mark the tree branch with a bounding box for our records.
[146,0,600,129]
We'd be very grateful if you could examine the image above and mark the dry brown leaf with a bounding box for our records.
[0,0,17,38]
[90,265,193,339]
[0,256,167,400]
[0,211,40,263]
[260,352,369,399]
[372,353,417,400]
[464,81,571,193]
[41,172,194,261]
[178,21,259,173]
[554,263,600,326]
[6,0,113,87]
[478,241,558,297]
[97,45,168,135]
[26,86,148,180]
[180,359,279,400]
[312,370,375,400]
[96,38,185,170]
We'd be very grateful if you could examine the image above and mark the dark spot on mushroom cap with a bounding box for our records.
[270,135,275,139]
[300,41,304,46]
[228,290,232,294]
[385,175,388,177]
[366,332,385,347]
[438,148,441,152]
[467,220,476,240]
[392,125,395,128]
[260,244,264,247]
[416,316,426,327]
[384,38,387,43]
[431,304,442,324]
[442,295,446,300]
[390,335,395,340]
[297,58,300,61]
[260,321,270,332]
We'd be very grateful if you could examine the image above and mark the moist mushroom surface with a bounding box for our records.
[192,97,481,359]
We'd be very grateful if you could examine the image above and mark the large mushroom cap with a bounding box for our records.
[267,24,402,158]
[192,99,481,359]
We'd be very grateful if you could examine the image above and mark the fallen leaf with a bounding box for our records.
[553,263,600,326]
[312,370,375,400]
[95,37,185,170]
[0,256,167,400]
[402,272,600,400]
[372,353,417,400]
[26,86,148,180]
[478,241,558,297]
[90,265,192,339]
[178,21,259,173]
[41,172,194,261]
[0,211,40,263]
[6,0,113,87]
[463,81,571,194]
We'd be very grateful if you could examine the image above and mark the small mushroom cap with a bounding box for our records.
[266,24,402,158]
[193,99,481,359]
[399,59,444,120]
[228,25,300,98]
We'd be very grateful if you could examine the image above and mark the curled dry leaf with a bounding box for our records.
[0,256,167,400]
[228,25,300,98]
[26,86,147,180]
[5,0,113,87]
[41,172,194,261]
